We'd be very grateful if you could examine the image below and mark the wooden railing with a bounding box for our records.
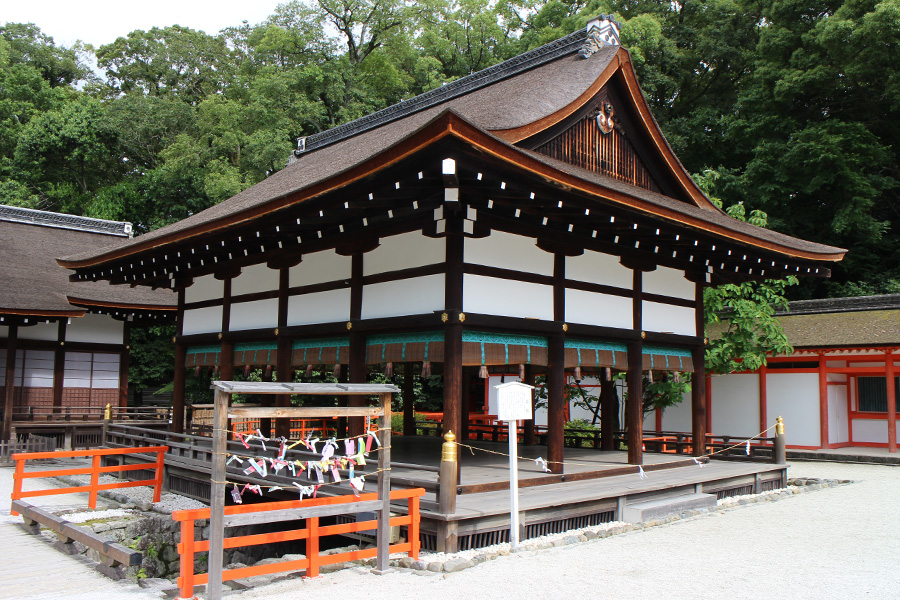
[172,488,424,597]
[10,445,168,515]
[12,405,171,423]
[0,435,56,463]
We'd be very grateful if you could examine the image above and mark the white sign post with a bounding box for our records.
[495,381,534,551]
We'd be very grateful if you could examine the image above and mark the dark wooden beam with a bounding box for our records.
[172,289,186,434]
[52,320,66,415]
[2,324,18,442]
[546,333,565,474]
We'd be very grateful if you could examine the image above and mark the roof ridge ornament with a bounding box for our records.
[579,15,621,59]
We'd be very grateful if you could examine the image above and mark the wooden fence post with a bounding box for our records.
[774,416,786,464]
[89,454,101,509]
[437,431,458,553]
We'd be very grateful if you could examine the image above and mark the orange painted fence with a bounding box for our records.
[10,446,168,516]
[172,487,425,598]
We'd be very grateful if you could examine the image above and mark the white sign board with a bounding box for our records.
[495,382,534,422]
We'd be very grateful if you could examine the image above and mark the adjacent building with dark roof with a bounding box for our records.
[1,205,176,441]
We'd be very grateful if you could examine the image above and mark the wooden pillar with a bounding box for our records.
[2,323,18,442]
[442,226,464,440]
[52,320,66,414]
[691,344,707,456]
[461,367,472,442]
[172,288,186,434]
[886,351,896,453]
[275,268,291,439]
[547,333,565,474]
[403,362,416,436]
[523,364,536,446]
[759,364,768,434]
[626,340,643,465]
[818,353,829,449]
[600,367,618,451]
[119,320,131,408]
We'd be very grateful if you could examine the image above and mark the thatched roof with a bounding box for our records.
[777,295,900,349]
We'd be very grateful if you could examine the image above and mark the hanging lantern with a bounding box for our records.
[213,365,220,377]
[264,364,273,379]
[243,364,251,378]
[384,362,393,378]
[605,367,611,379]
[333,363,341,378]
[518,363,525,380]
[574,366,582,381]
[479,365,489,379]
[673,371,680,383]
[648,370,654,383]
[306,364,314,377]
[421,360,431,378]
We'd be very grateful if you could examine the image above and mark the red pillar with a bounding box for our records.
[691,344,707,457]
[818,353,829,449]
[759,365,768,434]
[887,350,896,453]
[626,340,643,465]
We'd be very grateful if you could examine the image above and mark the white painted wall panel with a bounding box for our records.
[364,232,445,276]
[361,275,444,320]
[463,274,553,320]
[183,306,223,336]
[289,250,351,287]
[565,289,632,329]
[766,373,820,447]
[287,289,351,326]
[67,314,124,345]
[464,231,553,275]
[642,301,696,336]
[852,419,887,444]
[186,274,224,303]
[566,250,632,289]
[710,374,760,437]
[17,322,58,341]
[230,299,279,331]
[643,266,695,300]
[23,350,54,387]
[828,384,849,444]
[91,353,120,389]
[0,326,7,338]
[660,392,693,432]
[232,263,279,296]
[64,351,93,388]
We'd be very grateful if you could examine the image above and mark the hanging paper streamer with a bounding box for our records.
[231,484,243,504]
[331,463,342,483]
[256,430,269,452]
[638,466,647,480]
[227,454,243,466]
[349,476,365,496]
[535,457,551,473]
[237,432,250,449]
[314,463,325,484]
[745,440,751,455]
[692,457,704,469]
[345,439,355,456]
[368,431,381,448]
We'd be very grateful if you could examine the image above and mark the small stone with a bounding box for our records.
[281,554,306,562]
[563,535,580,545]
[411,560,428,570]
[398,557,415,568]
[584,531,598,540]
[426,562,443,572]
[92,523,111,533]
[442,558,474,573]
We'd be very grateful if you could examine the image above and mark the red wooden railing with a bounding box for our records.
[10,446,168,515]
[172,487,424,598]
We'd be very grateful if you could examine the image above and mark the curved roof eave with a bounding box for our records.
[61,109,844,271]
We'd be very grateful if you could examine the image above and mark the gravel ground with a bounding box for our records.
[240,461,900,600]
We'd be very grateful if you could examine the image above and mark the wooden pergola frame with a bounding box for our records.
[207,381,399,599]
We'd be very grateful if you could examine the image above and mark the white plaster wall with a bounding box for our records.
[661,392,693,432]
[22,349,54,387]
[566,250,632,289]
[364,232,445,276]
[828,383,849,444]
[287,289,351,326]
[17,322,58,342]
[464,231,553,275]
[643,266,694,300]
[766,373,820,447]
[463,274,553,320]
[852,419,887,444]
[183,306,223,336]
[0,325,7,338]
[289,250,351,287]
[361,275,444,320]
[565,289,633,329]
[229,299,279,332]
[67,314,124,345]
[186,274,224,303]
[642,301,696,336]
[710,374,760,437]
[64,351,93,387]
[91,353,120,389]
[232,263,279,296]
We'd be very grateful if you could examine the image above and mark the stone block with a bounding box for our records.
[622,492,716,524]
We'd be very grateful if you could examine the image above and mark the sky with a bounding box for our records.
[2,0,286,48]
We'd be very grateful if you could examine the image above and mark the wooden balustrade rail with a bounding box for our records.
[10,445,168,515]
[172,487,424,598]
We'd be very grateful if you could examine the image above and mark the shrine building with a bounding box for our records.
[1,205,176,443]
[58,17,845,469]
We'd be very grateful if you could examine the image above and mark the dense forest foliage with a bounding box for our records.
[2,0,899,388]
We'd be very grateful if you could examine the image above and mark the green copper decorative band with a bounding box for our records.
[186,345,221,355]
[642,345,692,357]
[564,339,628,352]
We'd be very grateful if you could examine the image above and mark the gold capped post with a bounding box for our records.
[776,416,784,435]
[442,431,457,462]
[103,403,111,420]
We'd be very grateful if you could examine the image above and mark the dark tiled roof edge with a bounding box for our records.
[780,294,900,316]
[0,204,132,237]
[298,28,589,153]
